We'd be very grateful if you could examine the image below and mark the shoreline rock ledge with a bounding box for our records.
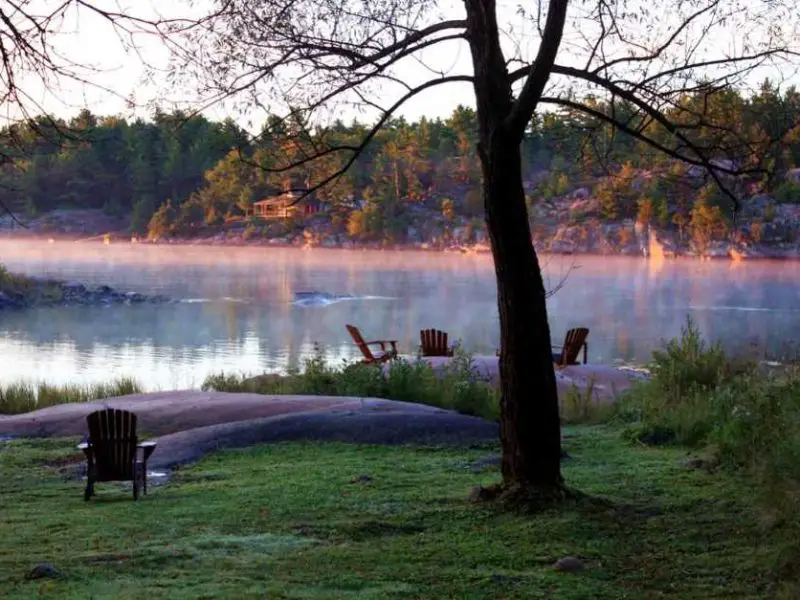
[0,278,171,311]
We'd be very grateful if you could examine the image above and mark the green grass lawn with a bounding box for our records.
[1,426,793,599]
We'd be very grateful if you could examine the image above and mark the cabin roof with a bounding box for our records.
[252,192,308,206]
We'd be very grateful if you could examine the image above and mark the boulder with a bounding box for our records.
[554,556,585,573]
[25,562,61,580]
[124,291,147,303]
[61,280,87,293]
[0,290,26,310]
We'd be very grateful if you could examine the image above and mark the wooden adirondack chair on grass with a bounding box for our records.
[552,327,590,367]
[419,328,454,357]
[78,408,157,501]
[346,324,398,364]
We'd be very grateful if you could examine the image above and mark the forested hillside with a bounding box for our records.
[2,80,800,256]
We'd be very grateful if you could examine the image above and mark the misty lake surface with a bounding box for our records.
[0,239,798,390]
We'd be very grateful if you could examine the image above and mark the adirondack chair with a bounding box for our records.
[77,408,157,501]
[552,327,590,367]
[419,328,454,357]
[346,324,398,364]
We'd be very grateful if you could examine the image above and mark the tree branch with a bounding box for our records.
[504,0,569,137]
[239,74,473,202]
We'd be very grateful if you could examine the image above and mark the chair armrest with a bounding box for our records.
[77,442,89,451]
[364,339,397,345]
[137,441,157,462]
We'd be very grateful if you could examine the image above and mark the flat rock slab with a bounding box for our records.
[150,410,499,470]
[0,392,465,438]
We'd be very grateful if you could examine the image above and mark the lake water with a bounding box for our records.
[0,239,798,390]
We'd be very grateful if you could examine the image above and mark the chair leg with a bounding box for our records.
[132,472,140,501]
[84,478,94,501]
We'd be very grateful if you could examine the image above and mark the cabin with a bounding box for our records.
[251,191,323,220]
[686,158,739,179]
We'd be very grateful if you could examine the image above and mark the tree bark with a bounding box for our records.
[464,0,564,490]
[483,137,563,488]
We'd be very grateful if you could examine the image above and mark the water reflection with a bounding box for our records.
[0,239,797,389]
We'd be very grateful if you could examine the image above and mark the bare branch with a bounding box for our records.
[239,74,472,202]
[505,0,569,137]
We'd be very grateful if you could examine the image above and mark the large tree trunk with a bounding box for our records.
[464,0,564,493]
[483,137,563,489]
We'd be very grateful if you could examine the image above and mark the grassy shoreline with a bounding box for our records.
[1,425,795,599]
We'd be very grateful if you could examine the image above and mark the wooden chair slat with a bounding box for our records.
[553,327,590,367]
[420,328,454,357]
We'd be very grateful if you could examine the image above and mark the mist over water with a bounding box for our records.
[0,239,798,390]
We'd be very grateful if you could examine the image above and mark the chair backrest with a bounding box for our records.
[559,327,590,365]
[86,408,138,480]
[345,324,375,361]
[420,329,450,356]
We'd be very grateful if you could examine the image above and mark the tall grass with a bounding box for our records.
[561,375,618,424]
[0,378,142,415]
[203,345,502,421]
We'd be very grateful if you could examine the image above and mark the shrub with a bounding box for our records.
[202,345,500,420]
[0,264,37,293]
[648,316,727,402]
[619,317,800,544]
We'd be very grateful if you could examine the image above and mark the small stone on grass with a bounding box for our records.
[553,556,584,573]
[351,474,373,484]
[26,562,61,580]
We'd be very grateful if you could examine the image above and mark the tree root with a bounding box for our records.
[469,481,613,513]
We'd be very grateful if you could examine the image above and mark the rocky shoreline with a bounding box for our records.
[4,227,800,261]
[125,230,800,261]
[0,278,171,312]
[3,195,800,260]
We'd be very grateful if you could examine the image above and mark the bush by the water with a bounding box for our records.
[0,378,142,415]
[618,317,800,572]
[0,264,37,294]
[202,346,501,421]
